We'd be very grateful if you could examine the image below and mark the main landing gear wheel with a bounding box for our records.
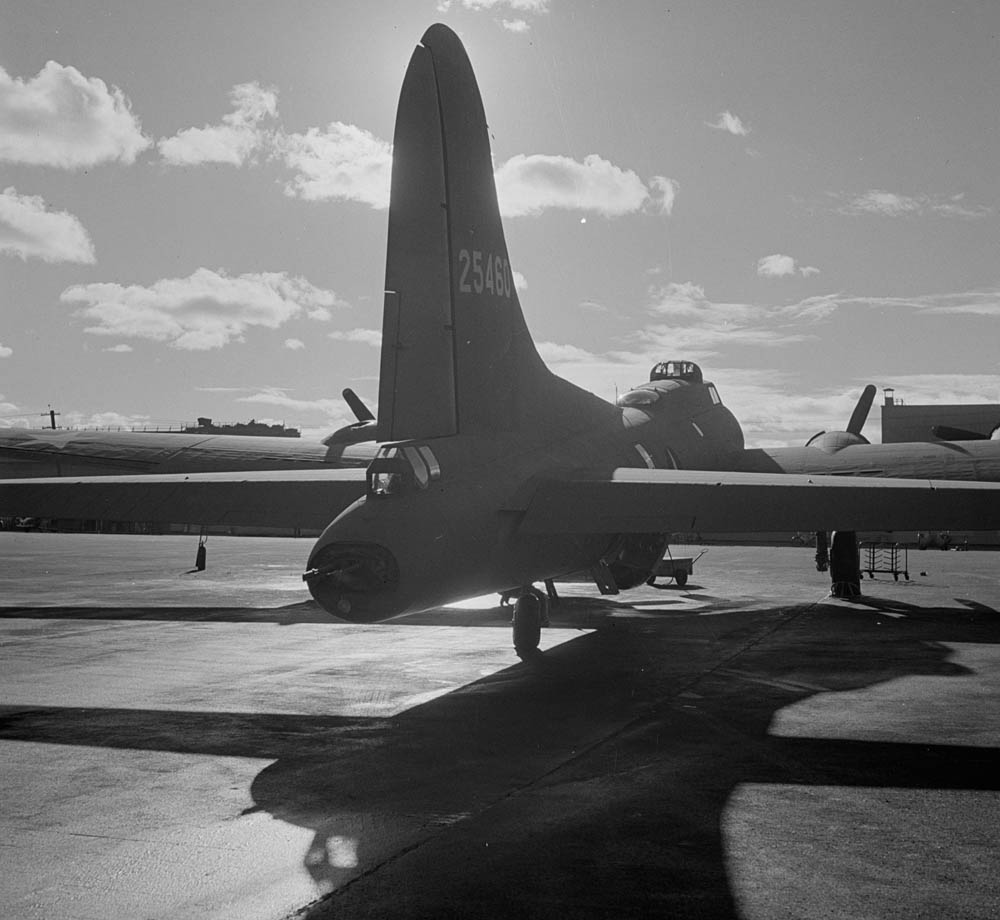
[674,570,688,587]
[512,594,542,659]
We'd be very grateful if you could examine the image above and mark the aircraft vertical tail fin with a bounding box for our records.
[377,24,614,442]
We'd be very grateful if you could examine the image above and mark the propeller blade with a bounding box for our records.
[846,384,877,436]
[342,388,375,423]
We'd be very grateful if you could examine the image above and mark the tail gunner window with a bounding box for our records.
[367,445,442,497]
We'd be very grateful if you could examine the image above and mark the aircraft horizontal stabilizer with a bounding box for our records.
[516,468,1000,535]
[933,424,995,442]
[0,470,367,531]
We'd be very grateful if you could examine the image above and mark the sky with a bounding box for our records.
[2,0,999,446]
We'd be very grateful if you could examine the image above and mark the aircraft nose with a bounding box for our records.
[303,540,401,622]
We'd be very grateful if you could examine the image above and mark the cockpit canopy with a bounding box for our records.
[649,360,703,384]
[616,360,719,410]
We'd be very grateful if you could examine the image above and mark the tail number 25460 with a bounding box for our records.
[458,249,513,298]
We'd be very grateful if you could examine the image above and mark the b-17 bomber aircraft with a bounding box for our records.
[4,24,1000,654]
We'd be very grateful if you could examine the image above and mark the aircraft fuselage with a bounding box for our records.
[305,372,746,620]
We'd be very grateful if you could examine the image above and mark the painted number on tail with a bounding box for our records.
[458,249,513,298]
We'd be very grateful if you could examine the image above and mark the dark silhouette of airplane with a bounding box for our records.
[3,24,1000,654]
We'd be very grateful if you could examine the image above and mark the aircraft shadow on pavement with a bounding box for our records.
[2,600,999,919]
[0,600,337,625]
[0,600,521,627]
[0,593,706,628]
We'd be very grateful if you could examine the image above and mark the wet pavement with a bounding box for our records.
[1,532,998,919]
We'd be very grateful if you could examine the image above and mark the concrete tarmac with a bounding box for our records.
[1,532,998,919]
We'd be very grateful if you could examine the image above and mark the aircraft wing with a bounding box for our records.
[515,468,1000,534]
[0,428,358,478]
[0,469,367,531]
[0,431,160,473]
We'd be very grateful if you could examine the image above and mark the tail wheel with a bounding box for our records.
[512,594,542,658]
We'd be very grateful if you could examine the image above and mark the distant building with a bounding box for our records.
[179,417,301,438]
[880,388,1000,443]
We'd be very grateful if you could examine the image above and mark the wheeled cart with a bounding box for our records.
[647,548,706,587]
[861,541,909,581]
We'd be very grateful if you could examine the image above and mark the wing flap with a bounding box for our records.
[0,469,367,531]
[518,469,1000,534]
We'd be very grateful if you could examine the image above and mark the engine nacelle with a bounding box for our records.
[804,385,877,453]
[804,430,870,452]
[604,533,670,590]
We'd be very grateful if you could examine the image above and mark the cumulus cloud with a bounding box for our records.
[837,189,992,219]
[495,153,674,218]
[328,328,382,347]
[61,268,344,350]
[0,342,12,358]
[102,344,133,352]
[840,190,919,216]
[236,387,356,429]
[0,396,28,427]
[648,176,679,216]
[814,288,1000,317]
[238,388,341,412]
[512,270,528,292]
[438,0,549,12]
[57,410,155,430]
[158,82,277,166]
[631,281,836,359]
[0,187,96,263]
[932,194,994,219]
[194,383,362,426]
[0,61,150,167]
[152,76,673,223]
[155,80,392,206]
[874,374,1000,405]
[157,82,393,210]
[537,341,598,363]
[716,372,884,443]
[277,123,392,207]
[578,299,616,315]
[756,253,820,279]
[707,111,750,137]
[502,19,530,31]
[284,337,305,350]
[756,254,795,278]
